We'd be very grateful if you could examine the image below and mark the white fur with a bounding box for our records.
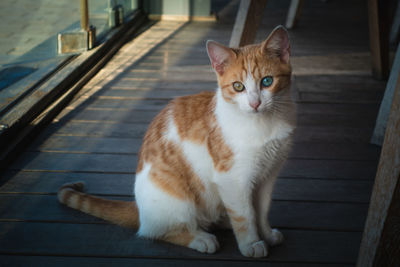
[135,162,197,238]
[165,115,180,143]
[181,141,223,227]
[216,89,294,149]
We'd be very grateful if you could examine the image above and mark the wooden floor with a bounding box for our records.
[0,0,386,266]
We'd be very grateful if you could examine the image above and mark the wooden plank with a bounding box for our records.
[104,79,218,90]
[367,0,389,79]
[0,171,373,203]
[9,152,377,180]
[28,135,380,161]
[28,135,142,154]
[285,0,304,29]
[92,88,214,100]
[279,159,377,180]
[0,171,134,196]
[229,0,268,47]
[66,98,379,118]
[296,113,375,128]
[292,74,386,85]
[293,78,385,103]
[9,152,138,173]
[56,108,159,124]
[0,222,362,263]
[289,143,380,161]
[69,96,379,115]
[357,60,400,267]
[295,91,382,104]
[124,70,216,81]
[295,103,380,117]
[0,194,368,231]
[294,126,375,144]
[274,178,373,203]
[0,256,354,267]
[66,98,170,111]
[45,121,149,139]
[42,121,376,144]
[294,81,385,94]
[55,107,377,128]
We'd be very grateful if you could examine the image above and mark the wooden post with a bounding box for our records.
[367,0,389,79]
[229,0,268,48]
[389,1,400,44]
[285,0,304,29]
[371,43,400,145]
[357,64,400,266]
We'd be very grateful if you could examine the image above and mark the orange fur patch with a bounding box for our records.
[58,183,139,229]
[232,216,246,223]
[173,92,215,144]
[137,92,234,205]
[162,226,194,247]
[148,140,206,205]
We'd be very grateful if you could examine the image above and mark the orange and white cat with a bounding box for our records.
[58,26,296,258]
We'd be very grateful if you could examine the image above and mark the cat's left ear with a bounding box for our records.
[261,25,290,64]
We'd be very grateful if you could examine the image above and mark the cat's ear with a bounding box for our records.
[261,25,290,64]
[206,40,236,75]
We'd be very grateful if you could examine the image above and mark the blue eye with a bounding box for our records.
[261,76,273,87]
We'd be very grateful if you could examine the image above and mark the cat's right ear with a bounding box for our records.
[206,41,236,75]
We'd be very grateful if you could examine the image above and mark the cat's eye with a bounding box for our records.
[261,76,273,87]
[233,82,245,92]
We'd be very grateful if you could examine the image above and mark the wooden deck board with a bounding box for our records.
[0,256,354,267]
[9,152,377,180]
[0,194,368,231]
[0,171,373,203]
[26,135,380,161]
[0,222,361,264]
[54,107,377,128]
[0,0,387,264]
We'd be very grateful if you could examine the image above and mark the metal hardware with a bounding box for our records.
[107,0,124,28]
[0,124,9,134]
[57,0,96,54]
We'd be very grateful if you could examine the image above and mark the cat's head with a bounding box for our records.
[207,26,292,114]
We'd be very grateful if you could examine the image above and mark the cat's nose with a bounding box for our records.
[250,100,261,111]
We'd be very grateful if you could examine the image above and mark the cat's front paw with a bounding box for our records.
[264,228,284,246]
[189,232,219,254]
[239,240,268,258]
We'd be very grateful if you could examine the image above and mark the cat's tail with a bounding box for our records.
[58,182,139,229]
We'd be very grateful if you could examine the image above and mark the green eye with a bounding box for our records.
[233,81,245,92]
[261,76,273,87]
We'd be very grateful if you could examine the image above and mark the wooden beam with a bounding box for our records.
[229,0,268,48]
[371,43,400,145]
[389,1,400,44]
[373,177,400,267]
[367,0,389,79]
[285,0,304,29]
[357,59,400,266]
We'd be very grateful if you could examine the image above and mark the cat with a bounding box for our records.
[58,25,296,258]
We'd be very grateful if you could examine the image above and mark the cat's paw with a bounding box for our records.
[265,228,284,246]
[239,240,268,258]
[189,232,220,254]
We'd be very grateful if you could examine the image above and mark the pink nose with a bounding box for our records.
[250,100,261,110]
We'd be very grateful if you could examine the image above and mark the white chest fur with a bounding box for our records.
[214,89,295,152]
